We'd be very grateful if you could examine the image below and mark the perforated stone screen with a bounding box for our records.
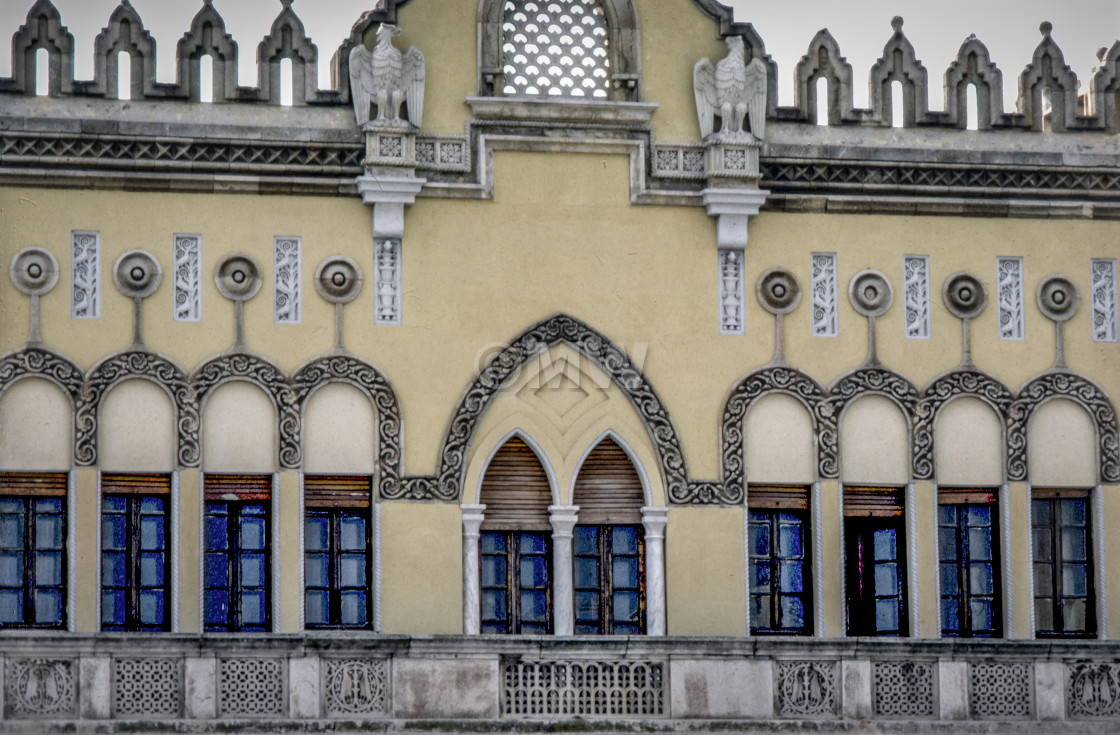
[502,659,665,716]
[502,1,609,98]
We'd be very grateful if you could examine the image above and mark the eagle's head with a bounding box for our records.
[725,35,746,57]
[376,23,402,44]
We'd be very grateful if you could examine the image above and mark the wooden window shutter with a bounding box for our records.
[572,438,643,525]
[1031,487,1090,500]
[101,472,171,495]
[479,437,553,531]
[937,487,998,505]
[0,472,68,497]
[747,485,809,511]
[304,475,372,509]
[204,474,272,502]
[843,486,904,517]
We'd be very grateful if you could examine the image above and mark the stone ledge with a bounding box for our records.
[467,97,658,125]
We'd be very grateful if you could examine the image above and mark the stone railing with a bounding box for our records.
[0,634,1118,732]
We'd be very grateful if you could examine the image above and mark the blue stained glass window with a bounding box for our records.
[204,499,270,633]
[748,508,811,635]
[1033,494,1095,638]
[938,495,1000,638]
[845,516,907,637]
[573,526,644,635]
[102,493,168,632]
[480,530,551,634]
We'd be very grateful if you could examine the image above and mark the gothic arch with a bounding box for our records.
[191,352,300,469]
[291,354,403,499]
[477,0,641,100]
[76,350,198,468]
[1008,371,1120,483]
[721,366,827,501]
[913,369,1013,480]
[436,314,688,504]
[823,366,919,480]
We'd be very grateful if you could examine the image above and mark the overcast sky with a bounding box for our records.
[0,0,1116,111]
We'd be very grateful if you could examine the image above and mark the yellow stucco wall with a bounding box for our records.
[665,507,744,635]
[380,502,462,634]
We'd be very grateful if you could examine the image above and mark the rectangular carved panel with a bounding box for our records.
[173,234,201,322]
[997,256,1024,340]
[776,660,838,717]
[374,238,401,325]
[811,252,838,337]
[502,659,665,717]
[4,658,77,719]
[322,658,389,717]
[718,248,745,335]
[970,662,1032,719]
[1091,258,1118,342]
[71,230,100,318]
[274,236,301,323]
[872,661,934,718]
[903,255,930,339]
[113,657,182,718]
[1068,662,1120,719]
[217,658,285,717]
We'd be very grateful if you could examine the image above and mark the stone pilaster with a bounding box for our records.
[461,504,485,635]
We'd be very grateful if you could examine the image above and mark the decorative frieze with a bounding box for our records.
[113,657,182,718]
[502,659,665,716]
[777,661,838,717]
[997,257,1024,340]
[414,137,469,171]
[872,661,934,718]
[274,236,302,324]
[71,230,99,318]
[374,239,402,325]
[718,248,745,335]
[970,662,1032,719]
[811,253,838,337]
[323,659,390,717]
[653,146,706,179]
[903,255,930,339]
[173,234,201,322]
[4,658,77,719]
[217,658,286,717]
[1092,258,1118,342]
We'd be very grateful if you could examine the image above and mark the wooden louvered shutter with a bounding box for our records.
[479,437,552,531]
[101,472,171,495]
[572,439,643,525]
[747,485,809,511]
[937,487,998,505]
[204,474,272,501]
[843,486,904,517]
[304,475,372,509]
[0,472,68,497]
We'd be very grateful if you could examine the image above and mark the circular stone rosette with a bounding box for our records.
[314,255,363,304]
[1036,274,1079,322]
[112,249,163,298]
[755,267,801,315]
[214,253,262,302]
[848,269,893,317]
[9,247,60,296]
[942,272,987,320]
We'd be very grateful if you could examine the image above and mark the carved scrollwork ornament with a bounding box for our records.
[756,268,801,315]
[112,250,162,299]
[942,272,987,319]
[1037,274,1080,322]
[848,270,893,317]
[314,256,363,304]
[214,253,262,302]
[10,248,60,296]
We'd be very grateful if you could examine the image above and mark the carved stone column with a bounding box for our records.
[461,504,486,635]
[548,505,579,636]
[641,506,669,636]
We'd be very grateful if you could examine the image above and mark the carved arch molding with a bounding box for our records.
[722,366,1120,489]
[1,336,1117,503]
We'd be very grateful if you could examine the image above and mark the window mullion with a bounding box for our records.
[129,498,141,630]
[510,533,521,635]
[958,514,971,637]
[330,513,341,626]
[601,528,612,635]
[1052,507,1064,633]
[25,502,35,624]
[231,505,242,632]
[770,514,781,631]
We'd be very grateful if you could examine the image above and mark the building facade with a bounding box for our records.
[0,0,1119,730]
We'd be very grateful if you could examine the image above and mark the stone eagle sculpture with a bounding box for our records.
[693,36,767,141]
[349,23,425,129]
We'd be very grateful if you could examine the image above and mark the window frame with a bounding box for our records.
[747,506,812,636]
[937,493,1002,638]
[844,515,908,637]
[303,506,372,630]
[1031,490,1096,639]
[101,493,171,632]
[203,499,271,633]
[0,491,67,629]
[573,524,645,635]
[480,530,553,635]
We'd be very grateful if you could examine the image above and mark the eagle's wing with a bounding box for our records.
[744,58,767,140]
[693,58,717,138]
[402,46,425,128]
[349,44,372,125]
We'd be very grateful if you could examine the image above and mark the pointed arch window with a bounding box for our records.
[572,437,645,635]
[479,437,554,634]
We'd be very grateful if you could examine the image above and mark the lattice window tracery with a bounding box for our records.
[970,662,1032,718]
[113,657,182,718]
[217,658,285,716]
[872,661,934,718]
[502,1,610,98]
[502,660,665,716]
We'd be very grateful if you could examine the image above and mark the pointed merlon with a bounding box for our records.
[1040,21,1052,37]
[891,16,903,32]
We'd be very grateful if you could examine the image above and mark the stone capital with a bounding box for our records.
[460,504,486,537]
[548,505,580,536]
[641,506,669,537]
